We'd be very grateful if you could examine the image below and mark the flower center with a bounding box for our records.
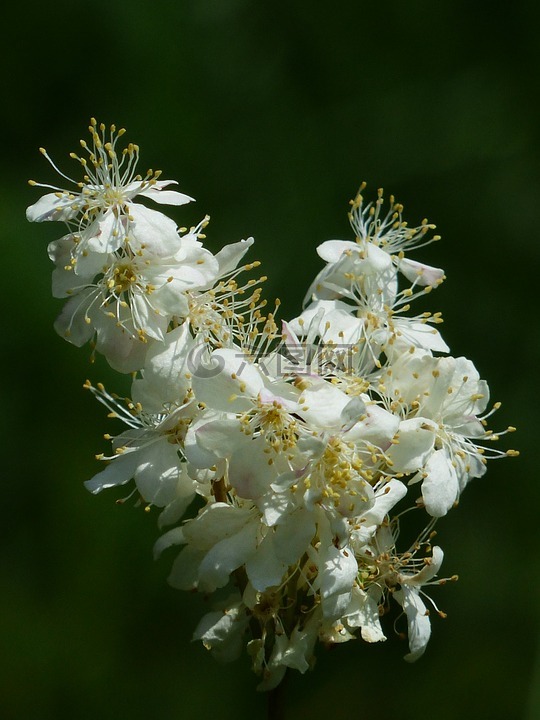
[241,399,299,453]
[110,263,138,294]
[310,437,372,516]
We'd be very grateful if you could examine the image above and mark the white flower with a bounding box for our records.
[187,348,389,523]
[348,184,442,266]
[350,478,408,548]
[379,351,501,516]
[27,119,193,256]
[304,239,398,305]
[303,184,446,305]
[86,402,199,525]
[193,595,250,663]
[340,584,386,643]
[164,502,295,594]
[50,221,219,371]
[292,285,448,380]
[305,510,359,620]
[293,186,448,368]
[394,545,445,662]
[83,329,203,525]
[130,321,197,413]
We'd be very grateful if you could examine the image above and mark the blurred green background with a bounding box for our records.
[2,1,539,718]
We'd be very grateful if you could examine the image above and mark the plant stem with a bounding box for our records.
[267,671,288,720]
[213,477,228,503]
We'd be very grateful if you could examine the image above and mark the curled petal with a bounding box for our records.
[398,257,445,287]
[394,586,432,662]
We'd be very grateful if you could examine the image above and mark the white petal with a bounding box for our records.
[281,613,320,672]
[228,438,276,500]
[358,479,408,528]
[317,240,359,262]
[393,319,450,353]
[345,586,386,643]
[86,213,126,254]
[401,546,444,587]
[245,532,288,591]
[128,204,180,256]
[182,503,252,547]
[131,322,194,411]
[214,237,255,276]
[53,290,96,347]
[193,603,248,663]
[385,417,437,474]
[153,526,185,560]
[421,450,459,517]
[84,450,141,494]
[130,293,166,341]
[134,441,183,506]
[191,349,264,413]
[148,282,190,317]
[398,258,445,287]
[319,309,365,344]
[51,267,84,299]
[272,508,316,565]
[168,544,207,590]
[93,318,153,373]
[195,419,243,454]
[289,299,352,336]
[138,180,194,206]
[319,543,358,620]
[184,416,228,469]
[300,379,351,429]
[157,470,198,528]
[26,192,79,222]
[394,587,431,662]
[345,404,400,450]
[198,522,258,592]
[259,490,292,527]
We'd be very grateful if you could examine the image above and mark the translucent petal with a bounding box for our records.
[319,543,358,620]
[138,180,194,206]
[246,532,288,591]
[345,586,386,643]
[129,204,181,257]
[192,349,264,413]
[198,522,258,592]
[394,587,432,662]
[214,237,255,276]
[26,192,78,222]
[398,257,445,286]
[385,417,437,474]
[272,508,316,565]
[84,450,141,494]
[421,449,459,517]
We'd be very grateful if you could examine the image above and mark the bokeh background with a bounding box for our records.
[2,1,539,718]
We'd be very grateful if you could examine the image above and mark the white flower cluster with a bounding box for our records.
[28,121,517,690]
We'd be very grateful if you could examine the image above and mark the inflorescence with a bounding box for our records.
[27,120,517,690]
